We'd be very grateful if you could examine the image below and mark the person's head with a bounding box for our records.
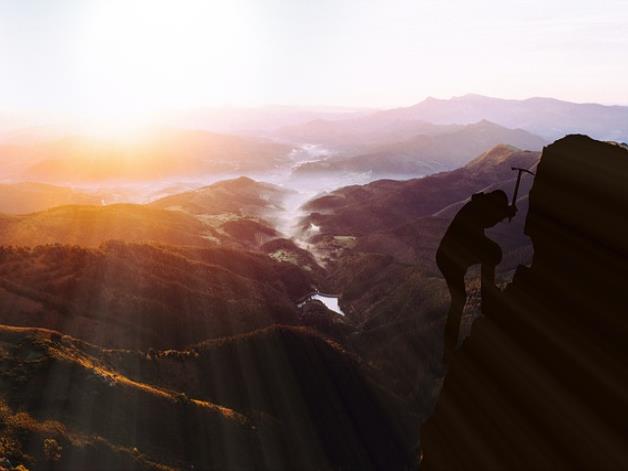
[471,190,512,228]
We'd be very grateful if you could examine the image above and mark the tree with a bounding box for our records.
[42,438,62,462]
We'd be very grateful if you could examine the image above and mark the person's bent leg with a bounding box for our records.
[443,273,466,365]
[479,238,501,313]
[481,262,498,313]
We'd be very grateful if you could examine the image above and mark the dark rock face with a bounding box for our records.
[421,135,628,469]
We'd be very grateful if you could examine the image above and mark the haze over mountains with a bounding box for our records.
[0,93,626,469]
[0,182,100,214]
[293,120,545,176]
[277,94,628,145]
[2,94,626,188]
[385,94,628,141]
[168,105,372,135]
[165,95,628,144]
[0,129,291,183]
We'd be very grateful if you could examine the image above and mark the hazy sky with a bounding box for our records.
[1,0,627,121]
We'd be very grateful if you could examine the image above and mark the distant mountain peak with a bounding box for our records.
[465,144,521,170]
[202,176,281,193]
[390,95,628,142]
[224,175,256,185]
[454,93,489,100]
[422,93,489,103]
[463,143,541,177]
[468,118,499,127]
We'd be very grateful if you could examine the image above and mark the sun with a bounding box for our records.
[73,0,256,133]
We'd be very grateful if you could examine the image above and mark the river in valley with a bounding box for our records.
[299,292,345,315]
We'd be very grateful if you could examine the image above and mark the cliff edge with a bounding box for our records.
[420,135,628,469]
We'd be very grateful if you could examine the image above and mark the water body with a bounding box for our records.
[311,293,344,316]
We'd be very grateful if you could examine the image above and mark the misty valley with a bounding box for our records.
[0,95,627,470]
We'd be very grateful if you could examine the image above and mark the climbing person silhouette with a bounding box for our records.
[436,190,516,364]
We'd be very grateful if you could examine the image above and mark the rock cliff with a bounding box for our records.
[421,135,628,469]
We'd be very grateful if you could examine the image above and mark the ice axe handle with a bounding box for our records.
[509,167,536,222]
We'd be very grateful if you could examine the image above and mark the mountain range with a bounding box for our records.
[168,105,372,135]
[278,94,628,146]
[293,120,545,176]
[380,94,628,141]
[0,107,625,469]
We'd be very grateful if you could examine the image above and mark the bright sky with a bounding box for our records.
[1,0,627,122]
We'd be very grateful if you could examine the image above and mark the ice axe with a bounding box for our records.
[509,167,535,221]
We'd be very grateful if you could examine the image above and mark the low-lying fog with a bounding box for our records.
[52,144,422,239]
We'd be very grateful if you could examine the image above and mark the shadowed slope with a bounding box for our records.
[295,146,540,409]
[101,325,419,470]
[0,325,266,470]
[300,145,539,237]
[0,242,314,349]
[0,324,418,470]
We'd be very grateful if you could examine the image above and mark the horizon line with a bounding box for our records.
[2,93,627,124]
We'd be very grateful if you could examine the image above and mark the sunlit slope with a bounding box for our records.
[0,204,216,247]
[154,173,309,259]
[0,176,317,262]
[0,175,298,250]
[151,176,288,218]
[6,129,291,182]
[151,176,291,247]
[0,182,100,214]
[0,401,174,471]
[0,243,313,348]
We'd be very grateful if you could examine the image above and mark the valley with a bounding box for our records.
[0,95,626,470]
[3,0,627,465]
[0,131,542,468]
[0,130,539,469]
